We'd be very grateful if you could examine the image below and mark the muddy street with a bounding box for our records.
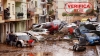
[0,41,100,56]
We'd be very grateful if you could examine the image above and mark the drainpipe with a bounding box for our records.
[97,0,100,22]
[2,0,4,20]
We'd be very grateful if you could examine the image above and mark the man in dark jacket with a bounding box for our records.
[9,31,16,46]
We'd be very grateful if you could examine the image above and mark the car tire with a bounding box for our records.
[16,42,22,48]
[33,39,38,43]
[73,45,76,51]
[74,33,79,38]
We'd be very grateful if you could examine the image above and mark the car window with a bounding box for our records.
[79,26,88,31]
[17,35,30,40]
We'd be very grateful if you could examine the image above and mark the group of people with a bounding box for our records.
[6,31,17,45]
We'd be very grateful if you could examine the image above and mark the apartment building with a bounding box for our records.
[31,0,55,24]
[47,0,57,21]
[38,0,47,24]
[26,0,35,30]
[57,0,96,20]
[0,0,33,43]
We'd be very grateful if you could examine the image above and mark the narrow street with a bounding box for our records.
[0,41,100,56]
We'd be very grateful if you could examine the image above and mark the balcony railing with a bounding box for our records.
[28,7,36,12]
[27,0,31,2]
[16,12,24,19]
[41,0,47,4]
[47,0,53,4]
[15,0,22,2]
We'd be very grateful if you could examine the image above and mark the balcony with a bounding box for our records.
[41,0,47,4]
[28,7,36,12]
[27,13,31,19]
[15,0,22,2]
[4,8,10,20]
[40,10,47,16]
[47,0,53,4]
[27,0,31,2]
[16,12,24,19]
[27,11,34,19]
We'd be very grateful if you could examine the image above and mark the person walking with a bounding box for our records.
[6,31,10,44]
[9,31,15,46]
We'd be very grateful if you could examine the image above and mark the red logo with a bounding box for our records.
[64,2,93,13]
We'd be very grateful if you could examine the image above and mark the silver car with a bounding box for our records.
[24,31,45,42]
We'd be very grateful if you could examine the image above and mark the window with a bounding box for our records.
[22,5,23,12]
[31,1,33,4]
[8,3,10,12]
[35,1,37,7]
[12,4,14,14]
[0,2,2,14]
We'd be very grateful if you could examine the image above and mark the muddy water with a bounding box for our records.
[0,41,99,56]
[73,46,98,56]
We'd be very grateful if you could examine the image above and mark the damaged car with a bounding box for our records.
[83,33,100,45]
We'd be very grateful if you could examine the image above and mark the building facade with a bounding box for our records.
[0,0,33,43]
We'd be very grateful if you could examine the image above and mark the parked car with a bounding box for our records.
[24,31,45,42]
[32,28,49,35]
[83,33,100,45]
[13,33,34,48]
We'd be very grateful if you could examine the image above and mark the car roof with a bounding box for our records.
[14,33,28,36]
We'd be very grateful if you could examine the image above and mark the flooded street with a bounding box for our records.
[0,41,100,56]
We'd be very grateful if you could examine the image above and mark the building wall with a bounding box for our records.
[4,0,7,9]
[0,15,2,21]
[57,0,65,20]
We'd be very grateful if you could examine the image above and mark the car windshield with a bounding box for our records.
[17,35,30,40]
[79,26,89,31]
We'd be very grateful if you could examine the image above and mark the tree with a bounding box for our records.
[62,12,67,17]
[48,9,54,15]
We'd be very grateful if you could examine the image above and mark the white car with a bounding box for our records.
[32,28,49,35]
[13,33,34,48]
[24,31,45,42]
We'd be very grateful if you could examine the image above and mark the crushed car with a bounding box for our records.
[83,33,100,45]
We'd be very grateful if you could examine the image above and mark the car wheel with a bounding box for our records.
[16,42,22,48]
[73,45,76,51]
[33,39,38,43]
[74,33,79,38]
[73,44,78,51]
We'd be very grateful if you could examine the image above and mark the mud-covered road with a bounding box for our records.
[0,41,100,56]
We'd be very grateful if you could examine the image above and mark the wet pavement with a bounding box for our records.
[0,41,100,56]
